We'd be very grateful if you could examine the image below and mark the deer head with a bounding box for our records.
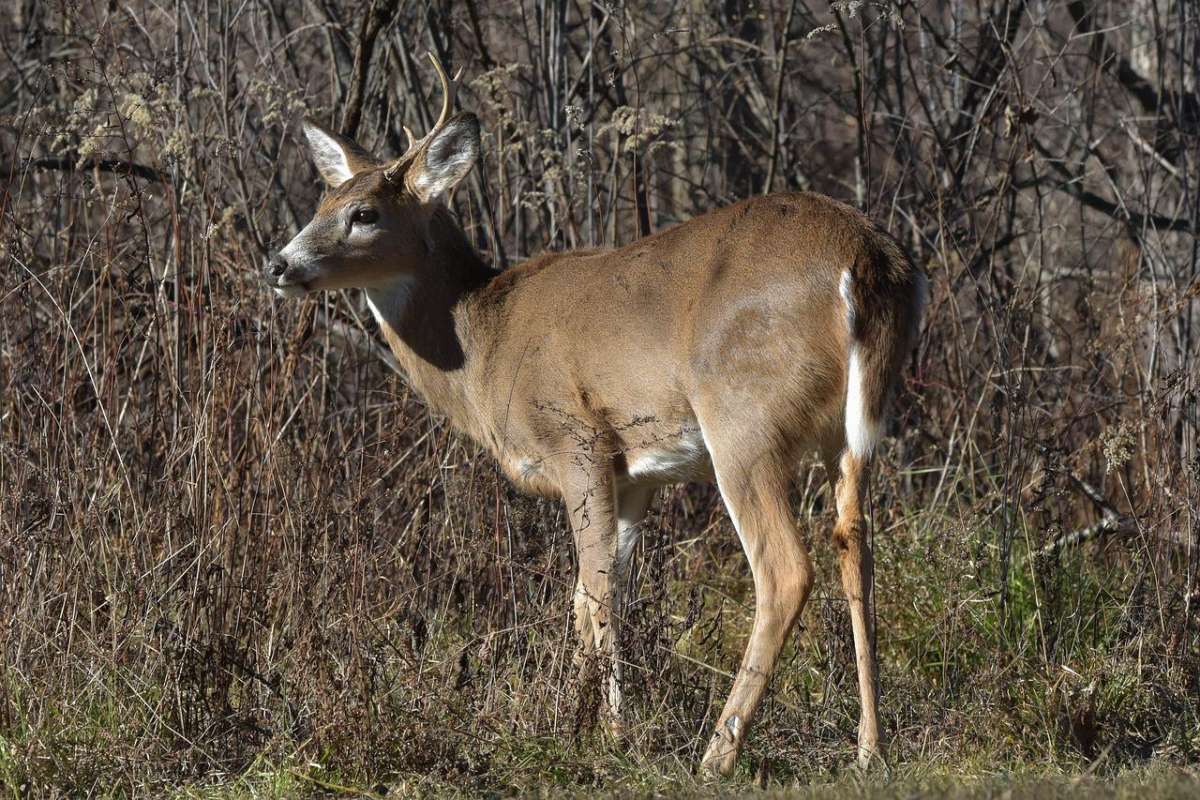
[265,53,479,298]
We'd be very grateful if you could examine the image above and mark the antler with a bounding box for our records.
[403,53,464,152]
[387,52,464,181]
[426,51,464,134]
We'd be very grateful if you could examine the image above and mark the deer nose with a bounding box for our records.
[267,254,289,278]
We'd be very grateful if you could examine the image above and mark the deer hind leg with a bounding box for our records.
[824,448,885,769]
[700,446,815,776]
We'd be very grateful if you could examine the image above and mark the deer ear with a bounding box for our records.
[409,113,480,202]
[301,121,376,187]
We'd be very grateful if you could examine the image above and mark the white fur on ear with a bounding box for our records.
[411,115,480,201]
[302,122,355,187]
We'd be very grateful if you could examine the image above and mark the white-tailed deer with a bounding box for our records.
[266,53,926,775]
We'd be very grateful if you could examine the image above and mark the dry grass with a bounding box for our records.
[2,0,1198,796]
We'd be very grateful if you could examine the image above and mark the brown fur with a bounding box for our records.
[272,111,925,774]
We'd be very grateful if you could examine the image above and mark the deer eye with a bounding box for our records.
[351,207,379,226]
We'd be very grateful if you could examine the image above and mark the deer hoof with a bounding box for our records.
[856,743,891,779]
[700,726,739,777]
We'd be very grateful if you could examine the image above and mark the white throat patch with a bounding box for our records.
[365,277,417,328]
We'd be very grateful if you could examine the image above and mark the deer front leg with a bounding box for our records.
[606,483,655,716]
[561,461,622,728]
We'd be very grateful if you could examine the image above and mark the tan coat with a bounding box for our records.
[267,55,925,774]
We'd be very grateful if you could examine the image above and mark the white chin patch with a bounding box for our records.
[273,284,309,299]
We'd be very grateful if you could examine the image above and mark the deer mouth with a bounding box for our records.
[271,280,310,298]
[263,257,315,297]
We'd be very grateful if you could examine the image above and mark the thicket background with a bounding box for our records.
[1,0,1197,796]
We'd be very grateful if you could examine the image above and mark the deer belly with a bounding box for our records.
[623,426,714,485]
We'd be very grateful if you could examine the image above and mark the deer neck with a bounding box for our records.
[364,209,496,444]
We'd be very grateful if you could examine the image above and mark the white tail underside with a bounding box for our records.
[840,270,881,458]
